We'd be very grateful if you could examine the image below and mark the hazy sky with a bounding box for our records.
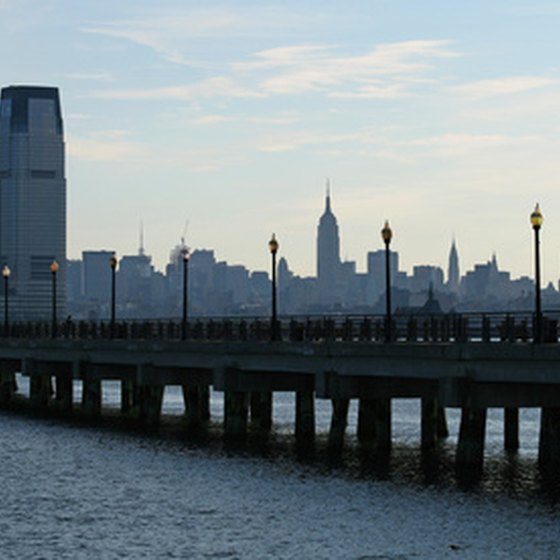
[2,1,560,283]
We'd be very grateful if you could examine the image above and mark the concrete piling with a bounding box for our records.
[357,398,376,445]
[504,407,520,451]
[55,375,73,413]
[250,391,273,431]
[138,385,164,429]
[456,407,487,473]
[121,378,136,413]
[295,390,315,445]
[421,397,438,451]
[182,384,208,430]
[0,371,16,404]
[538,407,560,467]
[373,398,392,454]
[82,378,102,418]
[328,398,349,453]
[29,375,51,410]
[224,390,249,439]
[437,406,449,439]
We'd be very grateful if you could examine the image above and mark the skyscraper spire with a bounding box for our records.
[447,238,460,294]
[325,178,331,213]
[139,220,145,256]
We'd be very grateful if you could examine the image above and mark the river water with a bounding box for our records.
[0,376,559,559]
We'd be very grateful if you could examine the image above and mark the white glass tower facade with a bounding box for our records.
[0,86,66,320]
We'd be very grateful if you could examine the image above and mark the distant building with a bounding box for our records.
[0,85,66,319]
[447,240,460,293]
[83,250,114,304]
[316,187,342,305]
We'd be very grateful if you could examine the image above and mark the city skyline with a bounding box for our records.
[3,2,560,282]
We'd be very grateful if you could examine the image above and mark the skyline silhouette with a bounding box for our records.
[1,2,560,283]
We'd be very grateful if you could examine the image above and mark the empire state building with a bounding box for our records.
[316,188,341,303]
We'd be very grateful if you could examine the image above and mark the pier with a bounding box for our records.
[1,312,560,478]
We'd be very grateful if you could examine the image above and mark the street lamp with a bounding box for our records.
[110,254,117,338]
[181,247,190,341]
[381,220,393,343]
[50,260,59,338]
[530,203,544,343]
[268,233,279,341]
[2,265,10,336]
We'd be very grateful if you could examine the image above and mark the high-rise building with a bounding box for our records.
[316,187,341,303]
[447,239,460,293]
[0,85,66,320]
[83,250,114,303]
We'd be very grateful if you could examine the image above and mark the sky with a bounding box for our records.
[2,0,560,283]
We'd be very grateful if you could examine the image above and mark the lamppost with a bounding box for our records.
[530,203,543,343]
[110,254,117,338]
[50,260,59,338]
[181,247,190,341]
[268,233,279,341]
[381,220,393,343]
[2,265,10,336]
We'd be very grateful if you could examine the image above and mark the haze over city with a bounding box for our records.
[2,1,560,282]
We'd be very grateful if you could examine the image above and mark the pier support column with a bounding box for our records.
[224,390,249,439]
[357,399,376,446]
[138,385,164,430]
[250,391,273,432]
[55,375,73,414]
[373,398,392,454]
[538,407,560,467]
[504,408,519,452]
[328,398,349,453]
[421,398,438,451]
[437,406,449,439]
[121,378,136,414]
[182,384,207,430]
[82,378,102,418]
[29,375,51,410]
[0,370,16,405]
[200,385,211,422]
[456,407,487,474]
[295,391,315,445]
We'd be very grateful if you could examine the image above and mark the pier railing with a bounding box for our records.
[1,310,559,343]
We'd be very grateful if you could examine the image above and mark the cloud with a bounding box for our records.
[191,115,233,125]
[408,132,538,155]
[67,131,148,162]
[451,76,556,99]
[81,7,309,67]
[241,40,457,96]
[258,130,378,153]
[87,38,456,102]
[91,77,264,101]
[65,72,114,82]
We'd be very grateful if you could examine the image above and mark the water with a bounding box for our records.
[1,377,559,559]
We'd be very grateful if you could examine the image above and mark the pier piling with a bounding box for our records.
[357,398,376,445]
[538,407,560,467]
[456,407,487,474]
[328,398,349,453]
[82,378,102,418]
[504,408,520,451]
[373,398,392,454]
[421,398,438,450]
[224,390,249,439]
[295,390,315,445]
[250,391,273,431]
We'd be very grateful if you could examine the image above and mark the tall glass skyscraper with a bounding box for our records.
[0,86,66,320]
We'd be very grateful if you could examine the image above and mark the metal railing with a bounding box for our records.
[1,311,559,344]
